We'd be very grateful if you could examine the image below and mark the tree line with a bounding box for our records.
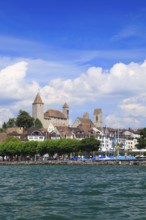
[0,137,100,160]
[1,110,43,131]
[136,128,146,149]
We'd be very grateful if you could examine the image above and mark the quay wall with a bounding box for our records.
[0,160,146,166]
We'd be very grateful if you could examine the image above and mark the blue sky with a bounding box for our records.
[0,0,146,128]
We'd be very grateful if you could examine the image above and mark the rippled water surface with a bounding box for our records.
[0,165,146,220]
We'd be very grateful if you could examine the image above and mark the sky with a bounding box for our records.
[0,0,146,129]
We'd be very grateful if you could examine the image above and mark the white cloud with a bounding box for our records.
[106,114,141,129]
[0,108,14,127]
[0,59,146,128]
[41,60,146,103]
[119,94,146,117]
[0,61,39,99]
[40,60,146,128]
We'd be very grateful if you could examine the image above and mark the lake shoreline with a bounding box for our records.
[0,159,146,166]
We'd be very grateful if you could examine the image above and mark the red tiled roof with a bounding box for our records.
[44,109,66,119]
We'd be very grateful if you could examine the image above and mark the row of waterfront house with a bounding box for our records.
[0,125,141,152]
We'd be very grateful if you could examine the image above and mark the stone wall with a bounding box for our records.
[1,160,146,166]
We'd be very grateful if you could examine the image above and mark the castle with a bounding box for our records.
[32,93,103,129]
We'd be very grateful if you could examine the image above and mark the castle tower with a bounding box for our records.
[32,93,44,126]
[93,108,102,128]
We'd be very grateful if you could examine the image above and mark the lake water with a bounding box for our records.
[0,165,146,220]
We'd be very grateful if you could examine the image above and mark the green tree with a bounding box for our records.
[80,137,100,153]
[37,140,49,156]
[37,139,80,158]
[16,110,34,130]
[0,142,5,160]
[0,141,18,160]
[2,122,7,130]
[34,118,43,128]
[47,140,58,157]
[136,128,146,149]
[24,141,38,158]
[57,139,80,154]
[140,128,146,139]
[6,118,16,128]
[0,128,4,133]
[5,136,20,142]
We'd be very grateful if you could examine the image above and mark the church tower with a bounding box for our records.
[83,112,89,119]
[62,102,69,125]
[93,108,102,128]
[32,93,44,126]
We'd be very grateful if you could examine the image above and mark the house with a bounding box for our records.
[47,122,84,139]
[125,139,138,150]
[122,129,141,139]
[26,127,48,141]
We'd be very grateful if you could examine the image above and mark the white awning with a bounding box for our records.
[131,149,146,152]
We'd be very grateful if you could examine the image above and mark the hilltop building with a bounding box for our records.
[32,93,103,130]
[32,93,69,129]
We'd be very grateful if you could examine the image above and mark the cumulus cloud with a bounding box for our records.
[106,114,141,129]
[41,60,146,103]
[0,61,27,95]
[0,61,40,126]
[1,59,146,128]
[40,60,146,128]
[0,61,39,100]
[119,94,146,117]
